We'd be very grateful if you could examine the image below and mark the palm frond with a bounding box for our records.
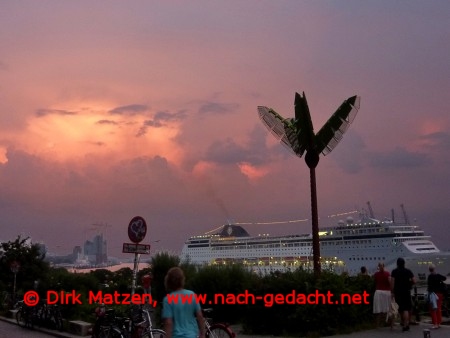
[314,95,361,155]
[257,106,304,157]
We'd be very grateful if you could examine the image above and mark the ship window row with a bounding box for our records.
[393,238,423,242]
[322,239,372,245]
[335,228,387,235]
[206,239,376,250]
[349,257,385,261]
[189,240,210,244]
[212,242,313,250]
[394,232,423,237]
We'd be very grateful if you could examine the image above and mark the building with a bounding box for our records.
[84,233,108,266]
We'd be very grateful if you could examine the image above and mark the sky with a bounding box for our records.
[1,1,449,259]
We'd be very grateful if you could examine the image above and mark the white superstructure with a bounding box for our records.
[180,216,450,281]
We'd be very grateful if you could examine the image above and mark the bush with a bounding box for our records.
[240,270,375,336]
[6,250,376,336]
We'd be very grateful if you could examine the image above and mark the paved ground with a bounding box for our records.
[1,315,449,337]
[235,322,450,338]
[0,319,63,338]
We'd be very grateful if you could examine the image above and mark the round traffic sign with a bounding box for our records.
[10,260,20,274]
[128,216,147,243]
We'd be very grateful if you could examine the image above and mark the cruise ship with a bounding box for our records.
[180,212,450,281]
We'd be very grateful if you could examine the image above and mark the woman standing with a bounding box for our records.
[162,267,206,338]
[373,262,391,327]
[427,264,447,329]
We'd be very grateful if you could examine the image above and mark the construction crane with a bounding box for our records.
[92,222,112,232]
[366,201,375,218]
[400,204,410,225]
[83,222,112,241]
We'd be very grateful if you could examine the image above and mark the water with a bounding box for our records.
[69,262,149,273]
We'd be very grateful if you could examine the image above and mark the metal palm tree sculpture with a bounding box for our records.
[258,92,361,275]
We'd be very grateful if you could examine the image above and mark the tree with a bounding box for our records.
[150,252,180,303]
[0,236,50,296]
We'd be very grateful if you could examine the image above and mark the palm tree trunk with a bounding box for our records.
[310,166,321,276]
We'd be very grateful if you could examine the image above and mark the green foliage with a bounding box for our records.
[188,264,256,322]
[0,236,50,297]
[240,270,375,336]
[151,252,180,304]
[1,247,377,335]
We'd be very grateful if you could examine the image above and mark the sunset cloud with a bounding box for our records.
[1,1,449,257]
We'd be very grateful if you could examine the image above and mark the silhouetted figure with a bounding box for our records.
[359,266,369,276]
[391,257,415,332]
[427,264,447,329]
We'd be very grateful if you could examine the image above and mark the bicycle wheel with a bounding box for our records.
[98,327,124,338]
[143,328,166,338]
[16,307,34,329]
[16,308,26,327]
[52,312,64,331]
[47,305,64,331]
[207,325,233,338]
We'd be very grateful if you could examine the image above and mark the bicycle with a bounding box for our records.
[37,302,64,331]
[202,308,234,338]
[93,305,166,338]
[92,308,123,338]
[139,306,166,338]
[15,300,36,329]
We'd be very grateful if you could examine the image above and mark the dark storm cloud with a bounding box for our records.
[368,147,431,169]
[35,109,77,117]
[204,126,270,166]
[154,110,187,123]
[205,138,246,164]
[88,141,105,147]
[96,119,118,125]
[331,131,366,174]
[198,101,239,115]
[136,110,187,137]
[108,104,149,115]
[420,131,450,149]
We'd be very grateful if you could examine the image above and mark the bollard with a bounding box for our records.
[423,329,431,338]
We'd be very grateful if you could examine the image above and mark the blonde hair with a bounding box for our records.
[164,267,185,292]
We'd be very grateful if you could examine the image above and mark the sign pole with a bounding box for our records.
[13,272,17,299]
[126,216,148,296]
[10,261,20,302]
[131,250,140,296]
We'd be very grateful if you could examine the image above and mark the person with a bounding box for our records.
[91,303,106,338]
[391,257,415,332]
[162,267,205,338]
[359,266,369,276]
[372,262,391,327]
[427,264,447,329]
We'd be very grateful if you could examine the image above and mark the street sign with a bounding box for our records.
[10,261,20,274]
[122,243,151,254]
[128,216,147,243]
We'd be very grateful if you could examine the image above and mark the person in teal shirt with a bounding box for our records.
[162,267,205,338]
